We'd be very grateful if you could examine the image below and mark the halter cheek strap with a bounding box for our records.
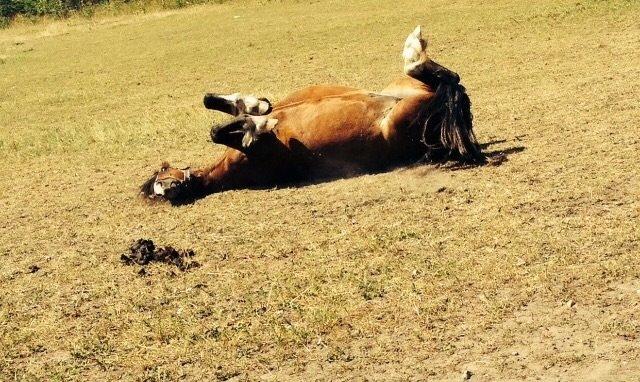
[153,167,191,184]
[181,167,191,181]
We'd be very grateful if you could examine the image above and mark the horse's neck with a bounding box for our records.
[192,161,225,194]
[192,150,244,194]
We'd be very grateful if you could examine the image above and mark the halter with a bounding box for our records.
[181,167,191,182]
[154,167,191,183]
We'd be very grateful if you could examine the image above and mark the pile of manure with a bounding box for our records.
[120,239,200,274]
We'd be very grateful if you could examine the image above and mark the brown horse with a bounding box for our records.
[141,26,485,203]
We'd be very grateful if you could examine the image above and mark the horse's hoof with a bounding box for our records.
[403,25,429,74]
[257,97,272,115]
[210,116,251,146]
[211,116,278,150]
[241,116,279,148]
[204,93,272,116]
[204,93,231,112]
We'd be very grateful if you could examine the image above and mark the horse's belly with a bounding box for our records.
[271,95,397,173]
[275,85,361,107]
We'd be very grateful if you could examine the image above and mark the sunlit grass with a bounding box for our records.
[1,0,639,379]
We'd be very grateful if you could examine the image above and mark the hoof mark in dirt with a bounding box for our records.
[121,239,200,274]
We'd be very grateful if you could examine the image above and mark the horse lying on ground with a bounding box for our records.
[141,26,485,203]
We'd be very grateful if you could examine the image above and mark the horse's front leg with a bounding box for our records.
[210,115,279,154]
[203,93,272,116]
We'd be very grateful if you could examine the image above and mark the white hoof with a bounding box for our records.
[241,117,278,148]
[236,96,269,115]
[403,25,429,74]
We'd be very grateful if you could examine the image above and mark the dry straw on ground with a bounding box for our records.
[1,0,639,380]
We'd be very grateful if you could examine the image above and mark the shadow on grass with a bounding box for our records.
[161,137,527,206]
[480,138,526,167]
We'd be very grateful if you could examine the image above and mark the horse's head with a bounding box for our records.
[140,162,194,202]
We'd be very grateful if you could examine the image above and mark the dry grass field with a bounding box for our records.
[1,0,639,380]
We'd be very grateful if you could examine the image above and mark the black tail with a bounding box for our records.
[417,63,485,164]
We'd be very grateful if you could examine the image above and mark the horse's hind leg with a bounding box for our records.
[203,93,272,116]
[402,26,460,84]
